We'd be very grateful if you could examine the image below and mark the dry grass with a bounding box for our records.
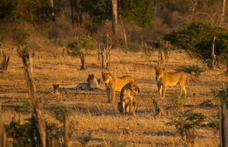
[1,46,226,146]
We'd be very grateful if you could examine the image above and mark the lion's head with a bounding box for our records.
[157,68,166,81]
[87,74,95,83]
[101,72,112,83]
[129,81,140,94]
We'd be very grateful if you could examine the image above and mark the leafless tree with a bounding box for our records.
[110,0,118,35]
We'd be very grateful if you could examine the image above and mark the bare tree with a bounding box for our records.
[18,47,46,147]
[70,0,79,27]
[211,36,216,70]
[80,51,86,70]
[119,15,127,46]
[50,0,55,21]
[110,0,118,35]
[0,104,7,147]
[220,0,226,26]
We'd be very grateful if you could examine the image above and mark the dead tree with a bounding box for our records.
[80,51,86,70]
[70,0,79,27]
[101,45,106,69]
[119,15,127,46]
[64,113,69,147]
[0,42,2,55]
[220,0,226,26]
[110,0,118,35]
[106,34,112,69]
[164,41,170,59]
[19,50,46,147]
[0,54,9,72]
[0,105,7,147]
[211,36,216,70]
[50,0,55,21]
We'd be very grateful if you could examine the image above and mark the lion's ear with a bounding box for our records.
[91,74,94,77]
[162,68,165,71]
[130,81,133,85]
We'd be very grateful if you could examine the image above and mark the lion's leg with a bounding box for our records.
[111,89,115,103]
[122,101,126,114]
[158,84,163,97]
[162,85,166,98]
[180,83,187,95]
[106,89,111,103]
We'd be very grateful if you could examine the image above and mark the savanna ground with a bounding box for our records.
[1,45,227,146]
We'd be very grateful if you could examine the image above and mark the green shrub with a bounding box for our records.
[51,38,67,47]
[166,109,206,141]
[14,100,32,115]
[67,41,81,57]
[5,117,37,147]
[163,21,228,63]
[175,64,205,78]
[169,92,188,109]
[52,103,74,122]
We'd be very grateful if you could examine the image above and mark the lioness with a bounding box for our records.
[74,74,100,90]
[117,101,137,114]
[155,66,163,96]
[101,72,134,103]
[156,67,191,98]
[120,81,140,114]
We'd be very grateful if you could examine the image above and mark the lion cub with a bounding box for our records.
[120,81,140,114]
[155,66,191,98]
[117,101,137,114]
[102,72,134,103]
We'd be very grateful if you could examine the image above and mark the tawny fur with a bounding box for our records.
[101,72,134,103]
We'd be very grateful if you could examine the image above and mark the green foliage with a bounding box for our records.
[163,21,228,63]
[12,29,30,45]
[158,39,178,51]
[77,132,93,147]
[46,122,64,146]
[0,0,53,24]
[111,139,127,147]
[127,42,143,52]
[14,100,32,115]
[175,64,205,78]
[118,45,128,53]
[169,92,188,109]
[118,0,155,29]
[67,36,96,57]
[194,33,228,64]
[166,109,206,140]
[5,117,37,147]
[51,38,67,47]
[52,103,74,122]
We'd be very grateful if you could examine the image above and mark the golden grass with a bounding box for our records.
[1,47,226,146]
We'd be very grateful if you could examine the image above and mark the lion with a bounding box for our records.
[73,74,100,90]
[117,101,137,114]
[101,72,134,103]
[120,81,140,114]
[155,66,163,96]
[51,74,100,95]
[156,67,191,98]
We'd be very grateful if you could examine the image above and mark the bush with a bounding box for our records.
[169,92,188,109]
[166,109,206,141]
[163,21,228,63]
[175,64,205,78]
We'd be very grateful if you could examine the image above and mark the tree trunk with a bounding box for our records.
[221,0,226,26]
[110,0,118,35]
[211,36,216,70]
[70,0,79,27]
[50,0,55,21]
[19,49,46,147]
[64,114,69,147]
[0,105,7,147]
[119,15,127,46]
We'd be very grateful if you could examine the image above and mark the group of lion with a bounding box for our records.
[52,66,191,115]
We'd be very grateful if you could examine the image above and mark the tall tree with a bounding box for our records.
[118,0,155,29]
[70,0,79,26]
[110,0,118,35]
